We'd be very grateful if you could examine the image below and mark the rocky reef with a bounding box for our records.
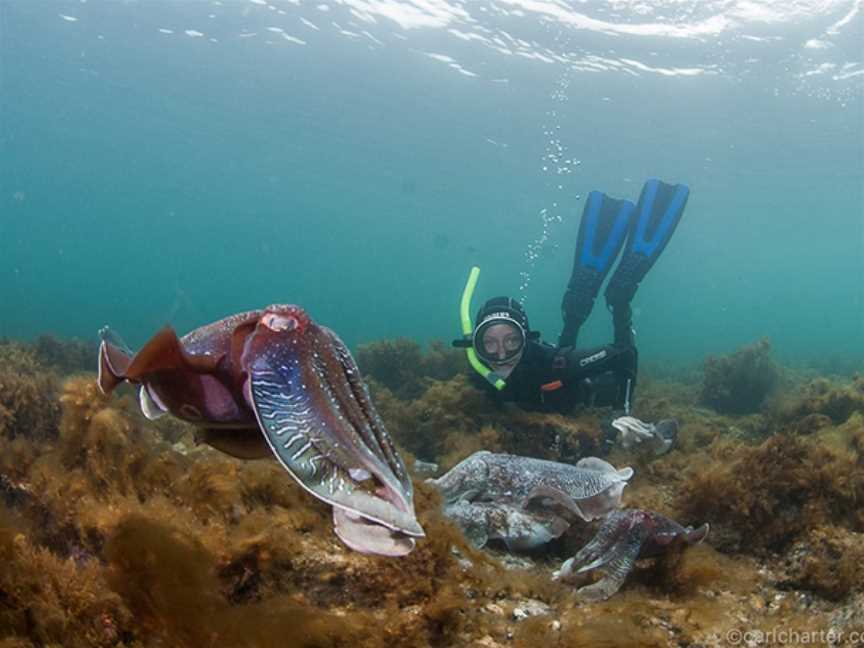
[0,335,863,646]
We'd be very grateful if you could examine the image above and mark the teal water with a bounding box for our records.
[1,1,862,370]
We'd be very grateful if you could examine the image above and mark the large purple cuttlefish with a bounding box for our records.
[97,304,423,556]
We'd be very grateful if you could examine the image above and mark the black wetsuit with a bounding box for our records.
[469,179,689,416]
[480,337,637,414]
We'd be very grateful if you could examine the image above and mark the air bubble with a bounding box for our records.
[520,67,582,302]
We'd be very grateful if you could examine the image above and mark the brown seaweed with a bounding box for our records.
[356,338,464,400]
[774,375,864,425]
[0,343,60,442]
[700,338,780,415]
[674,432,864,552]
[32,335,98,376]
[1,333,861,646]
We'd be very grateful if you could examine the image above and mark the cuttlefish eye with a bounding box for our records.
[261,313,299,332]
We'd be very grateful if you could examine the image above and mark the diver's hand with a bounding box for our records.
[553,345,573,369]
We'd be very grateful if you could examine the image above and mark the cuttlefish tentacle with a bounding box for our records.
[319,327,414,505]
[559,510,636,574]
[555,509,710,600]
[321,327,414,501]
[574,538,643,602]
[555,512,642,601]
[307,326,420,555]
[243,314,423,554]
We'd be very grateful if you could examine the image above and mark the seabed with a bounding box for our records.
[1,336,863,647]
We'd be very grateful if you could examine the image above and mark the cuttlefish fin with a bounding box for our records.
[138,385,167,420]
[126,327,223,377]
[524,485,584,517]
[98,340,133,395]
[572,481,629,522]
[524,477,627,523]
[576,456,634,481]
[98,327,224,396]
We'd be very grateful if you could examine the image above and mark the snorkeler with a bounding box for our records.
[453,179,689,453]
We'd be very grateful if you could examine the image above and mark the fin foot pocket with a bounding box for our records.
[605,179,689,307]
[560,191,634,347]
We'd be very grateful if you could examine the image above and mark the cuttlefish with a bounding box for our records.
[97,304,424,556]
[430,451,708,599]
[428,451,633,550]
[555,508,709,601]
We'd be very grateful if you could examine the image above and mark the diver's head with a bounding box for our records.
[473,297,531,378]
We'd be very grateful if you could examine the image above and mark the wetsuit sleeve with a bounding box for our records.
[558,192,634,349]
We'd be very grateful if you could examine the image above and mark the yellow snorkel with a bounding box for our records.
[458,267,507,390]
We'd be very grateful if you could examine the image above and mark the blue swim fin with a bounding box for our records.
[559,191,634,348]
[604,179,689,308]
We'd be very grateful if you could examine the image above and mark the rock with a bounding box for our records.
[450,546,474,571]
[830,592,864,629]
[495,552,536,571]
[510,598,552,621]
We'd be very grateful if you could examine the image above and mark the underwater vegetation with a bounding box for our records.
[0,341,60,442]
[1,335,863,646]
[31,335,98,376]
[356,338,464,400]
[775,375,864,426]
[673,429,864,552]
[699,338,780,414]
[1,375,485,647]
[368,373,607,472]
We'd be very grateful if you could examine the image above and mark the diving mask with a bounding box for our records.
[473,315,526,365]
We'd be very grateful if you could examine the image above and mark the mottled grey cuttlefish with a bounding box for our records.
[428,451,633,549]
[429,450,708,600]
